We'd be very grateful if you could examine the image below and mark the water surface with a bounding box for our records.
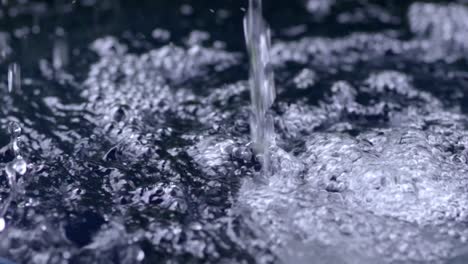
[0,1,468,263]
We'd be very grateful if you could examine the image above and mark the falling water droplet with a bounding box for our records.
[0,32,11,62]
[31,3,46,34]
[53,28,69,70]
[7,63,21,93]
[8,122,24,156]
[0,217,5,232]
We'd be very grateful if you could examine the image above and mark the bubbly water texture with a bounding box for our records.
[0,1,468,263]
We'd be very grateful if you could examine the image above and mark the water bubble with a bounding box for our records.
[293,69,317,89]
[232,146,253,161]
[305,0,335,18]
[7,63,21,93]
[90,36,128,56]
[186,30,210,46]
[151,28,170,42]
[180,4,193,15]
[111,104,129,122]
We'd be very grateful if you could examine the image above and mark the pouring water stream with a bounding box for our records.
[244,0,276,175]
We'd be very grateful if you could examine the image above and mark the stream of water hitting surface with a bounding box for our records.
[244,0,276,175]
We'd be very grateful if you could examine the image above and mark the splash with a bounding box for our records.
[244,0,276,175]
[0,122,28,232]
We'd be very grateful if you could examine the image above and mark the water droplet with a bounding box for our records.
[12,138,21,154]
[13,158,27,175]
[8,121,21,137]
[294,69,317,89]
[53,29,69,70]
[180,4,193,15]
[152,28,170,42]
[136,250,145,261]
[5,162,16,187]
[7,63,21,93]
[0,32,11,61]
[0,217,5,232]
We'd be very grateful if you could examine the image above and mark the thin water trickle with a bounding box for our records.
[244,0,276,175]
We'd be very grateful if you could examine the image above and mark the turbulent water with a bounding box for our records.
[0,0,468,263]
